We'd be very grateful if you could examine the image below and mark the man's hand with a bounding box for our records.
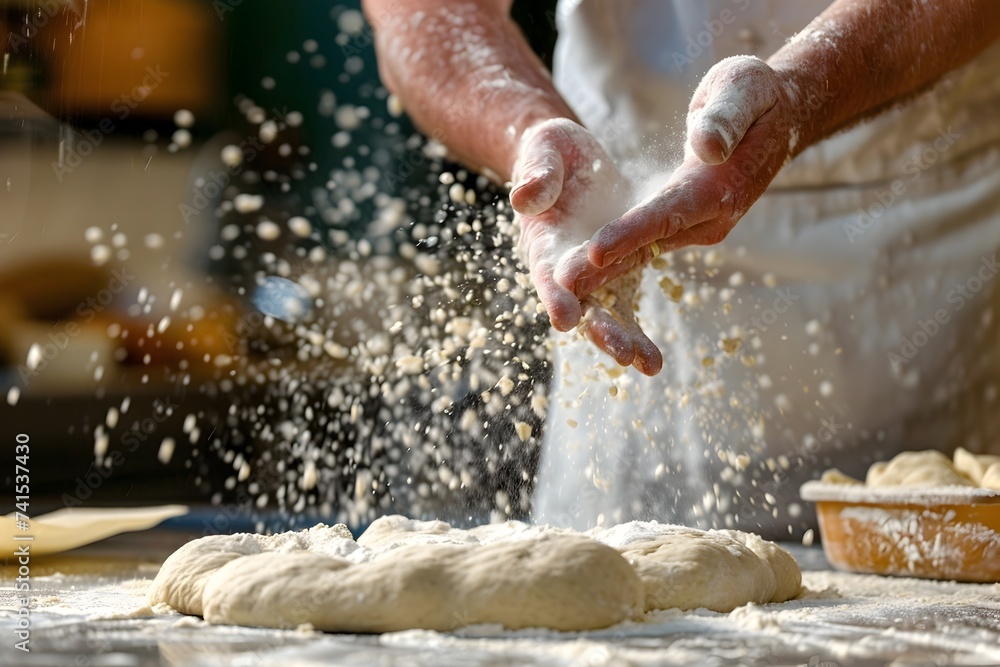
[545,57,796,375]
[511,118,663,375]
[583,56,797,272]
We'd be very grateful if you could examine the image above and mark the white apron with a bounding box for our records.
[534,0,1000,537]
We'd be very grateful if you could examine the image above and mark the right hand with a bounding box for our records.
[510,119,663,375]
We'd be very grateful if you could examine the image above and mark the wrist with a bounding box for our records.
[768,52,838,157]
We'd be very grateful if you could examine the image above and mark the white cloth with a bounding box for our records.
[535,0,1000,537]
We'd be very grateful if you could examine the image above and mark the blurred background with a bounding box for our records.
[0,0,560,532]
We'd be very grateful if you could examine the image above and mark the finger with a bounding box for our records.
[580,298,636,368]
[528,236,582,332]
[630,328,663,376]
[580,299,664,376]
[588,168,722,268]
[687,56,778,165]
[606,292,663,377]
[510,147,565,217]
[553,243,597,296]
[645,218,735,255]
[556,243,654,299]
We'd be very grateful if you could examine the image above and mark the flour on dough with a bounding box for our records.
[149,516,801,632]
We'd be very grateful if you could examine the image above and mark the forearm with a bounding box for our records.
[769,0,1000,155]
[362,0,577,181]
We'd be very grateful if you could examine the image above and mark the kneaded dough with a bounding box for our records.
[866,450,975,488]
[149,516,801,632]
[822,449,1000,491]
[202,535,641,632]
[953,447,1000,487]
[150,520,641,632]
[712,529,803,603]
[592,523,800,613]
[820,468,863,485]
[148,523,356,616]
[981,462,1000,490]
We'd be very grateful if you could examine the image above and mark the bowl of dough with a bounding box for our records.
[800,448,1000,582]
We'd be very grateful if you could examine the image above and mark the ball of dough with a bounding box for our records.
[866,450,975,488]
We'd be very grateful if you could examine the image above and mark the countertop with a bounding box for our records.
[1,527,999,666]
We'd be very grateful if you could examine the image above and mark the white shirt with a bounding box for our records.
[534,0,1000,537]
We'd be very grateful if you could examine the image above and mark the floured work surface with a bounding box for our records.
[2,532,1000,666]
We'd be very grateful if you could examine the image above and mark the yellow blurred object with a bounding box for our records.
[801,482,1000,583]
[39,0,222,117]
[2,505,187,556]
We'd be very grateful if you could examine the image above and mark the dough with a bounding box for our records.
[953,447,1000,486]
[981,462,1000,490]
[148,523,356,616]
[149,516,801,632]
[150,520,641,632]
[821,449,1000,491]
[202,535,642,632]
[712,529,803,603]
[865,450,975,488]
[820,468,863,485]
[592,522,800,613]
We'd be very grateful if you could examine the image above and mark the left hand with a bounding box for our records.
[564,56,800,300]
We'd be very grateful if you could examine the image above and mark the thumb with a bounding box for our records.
[510,145,565,217]
[687,56,779,165]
